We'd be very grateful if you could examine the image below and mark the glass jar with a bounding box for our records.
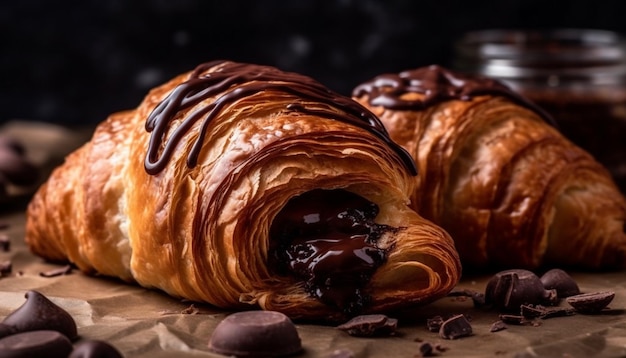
[453,29,626,194]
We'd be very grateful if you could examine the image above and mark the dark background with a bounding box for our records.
[3,0,626,127]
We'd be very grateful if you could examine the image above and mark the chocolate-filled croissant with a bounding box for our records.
[25,61,461,320]
[353,65,626,271]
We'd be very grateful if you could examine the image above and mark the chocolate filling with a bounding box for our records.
[269,189,392,315]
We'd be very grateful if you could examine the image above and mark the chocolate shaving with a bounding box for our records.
[39,265,73,278]
[490,320,507,332]
[336,314,398,337]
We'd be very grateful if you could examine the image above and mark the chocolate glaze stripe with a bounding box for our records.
[352,65,557,127]
[145,60,417,175]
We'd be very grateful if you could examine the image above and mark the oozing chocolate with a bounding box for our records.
[270,189,392,315]
[144,60,416,175]
[352,65,556,126]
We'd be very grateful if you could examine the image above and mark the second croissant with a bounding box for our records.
[353,65,626,271]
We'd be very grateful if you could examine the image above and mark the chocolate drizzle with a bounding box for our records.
[144,60,417,175]
[352,65,556,127]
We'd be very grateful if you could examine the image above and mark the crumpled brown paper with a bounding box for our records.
[1,121,626,358]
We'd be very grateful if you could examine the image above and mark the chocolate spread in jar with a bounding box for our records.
[269,189,393,315]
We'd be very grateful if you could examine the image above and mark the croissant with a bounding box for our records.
[24,60,461,320]
[352,65,626,271]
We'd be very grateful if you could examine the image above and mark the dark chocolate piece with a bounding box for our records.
[0,330,73,358]
[145,60,416,176]
[39,265,73,278]
[540,269,580,298]
[208,311,302,357]
[498,314,528,325]
[69,340,124,358]
[566,291,615,314]
[1,290,78,340]
[439,314,472,340]
[485,269,558,311]
[417,341,435,357]
[270,189,390,315]
[336,314,397,337]
[426,315,444,332]
[490,320,507,332]
[520,304,577,319]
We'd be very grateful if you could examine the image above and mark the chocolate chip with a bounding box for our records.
[566,291,615,314]
[485,269,558,311]
[490,320,507,332]
[1,291,78,340]
[39,265,73,278]
[0,330,73,358]
[69,340,125,358]
[438,314,472,340]
[336,314,398,337]
[417,341,435,357]
[540,269,580,298]
[426,315,444,332]
[208,311,302,357]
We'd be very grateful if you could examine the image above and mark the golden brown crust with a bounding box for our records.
[25,61,461,320]
[354,89,626,270]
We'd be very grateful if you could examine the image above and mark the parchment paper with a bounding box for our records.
[2,121,626,358]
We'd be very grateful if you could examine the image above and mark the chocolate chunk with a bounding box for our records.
[69,340,124,358]
[566,291,615,314]
[426,315,444,332]
[1,291,78,340]
[485,269,558,311]
[208,311,302,357]
[336,314,398,337]
[540,269,580,298]
[490,320,507,332]
[438,314,472,340]
[0,330,73,358]
[520,304,576,319]
[498,314,529,325]
[39,265,73,277]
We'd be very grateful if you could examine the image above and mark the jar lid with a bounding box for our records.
[454,29,626,80]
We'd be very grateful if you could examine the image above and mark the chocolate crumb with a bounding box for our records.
[438,314,472,340]
[498,314,529,325]
[39,265,73,278]
[490,320,507,332]
[337,314,397,337]
[416,341,435,357]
